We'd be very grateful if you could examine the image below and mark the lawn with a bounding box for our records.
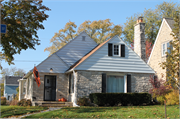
[0,105,48,118]
[25,105,179,118]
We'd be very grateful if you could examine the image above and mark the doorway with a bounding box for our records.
[44,75,56,101]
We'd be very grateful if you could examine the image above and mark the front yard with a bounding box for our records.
[0,105,48,118]
[25,105,179,118]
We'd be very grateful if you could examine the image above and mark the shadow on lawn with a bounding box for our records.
[63,107,122,113]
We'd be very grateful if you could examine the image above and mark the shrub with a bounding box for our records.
[10,99,19,106]
[1,97,6,105]
[77,97,91,106]
[156,96,164,105]
[166,89,179,105]
[89,93,151,106]
[18,99,32,106]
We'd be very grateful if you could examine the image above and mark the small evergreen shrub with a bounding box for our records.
[77,97,91,106]
[89,93,151,106]
[166,89,179,105]
[26,99,32,106]
[1,97,6,105]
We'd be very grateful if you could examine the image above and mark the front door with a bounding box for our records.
[44,75,56,101]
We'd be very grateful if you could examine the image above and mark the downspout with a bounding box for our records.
[73,69,80,107]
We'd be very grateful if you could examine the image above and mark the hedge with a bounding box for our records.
[89,93,151,106]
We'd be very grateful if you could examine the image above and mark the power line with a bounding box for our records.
[14,60,41,62]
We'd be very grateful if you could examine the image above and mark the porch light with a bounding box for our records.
[50,68,53,72]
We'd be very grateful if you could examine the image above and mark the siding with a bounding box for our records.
[55,32,97,67]
[37,54,69,73]
[5,85,18,94]
[75,36,154,73]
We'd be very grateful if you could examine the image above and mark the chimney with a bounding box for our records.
[134,16,146,62]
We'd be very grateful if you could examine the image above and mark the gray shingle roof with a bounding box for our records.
[164,18,175,30]
[5,76,22,85]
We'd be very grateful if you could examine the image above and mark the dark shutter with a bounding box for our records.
[127,74,131,92]
[121,44,125,57]
[102,73,106,93]
[108,43,112,56]
[69,74,71,93]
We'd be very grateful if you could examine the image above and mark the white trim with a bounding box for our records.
[147,18,173,64]
[113,44,121,56]
[124,75,127,93]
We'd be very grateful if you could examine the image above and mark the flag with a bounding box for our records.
[33,66,41,87]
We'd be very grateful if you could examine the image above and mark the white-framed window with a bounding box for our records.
[162,41,172,57]
[106,75,127,93]
[69,74,74,93]
[113,44,121,56]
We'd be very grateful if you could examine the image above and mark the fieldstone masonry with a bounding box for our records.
[76,70,153,98]
[134,17,146,62]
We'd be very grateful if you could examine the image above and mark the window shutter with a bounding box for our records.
[108,43,112,56]
[127,74,131,92]
[121,44,125,57]
[102,73,106,93]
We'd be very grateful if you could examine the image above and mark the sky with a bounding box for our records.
[1,0,179,74]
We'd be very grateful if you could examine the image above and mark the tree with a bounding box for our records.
[160,11,180,89]
[44,21,77,55]
[44,19,122,55]
[77,19,122,44]
[123,1,180,45]
[149,75,171,118]
[1,0,50,64]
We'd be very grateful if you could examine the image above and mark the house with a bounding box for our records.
[19,17,154,106]
[148,18,175,80]
[4,76,22,100]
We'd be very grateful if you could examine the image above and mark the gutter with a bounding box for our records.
[72,69,80,107]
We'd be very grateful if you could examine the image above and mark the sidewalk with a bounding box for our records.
[9,107,62,118]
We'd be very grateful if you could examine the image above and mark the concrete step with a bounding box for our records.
[41,102,73,107]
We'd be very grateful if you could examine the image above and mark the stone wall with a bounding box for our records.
[32,72,68,101]
[148,20,174,80]
[76,70,153,98]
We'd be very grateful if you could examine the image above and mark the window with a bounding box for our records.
[82,36,86,41]
[69,74,74,93]
[23,81,26,94]
[108,43,125,57]
[106,75,125,93]
[113,45,119,56]
[162,41,172,57]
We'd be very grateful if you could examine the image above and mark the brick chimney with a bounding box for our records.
[134,17,146,62]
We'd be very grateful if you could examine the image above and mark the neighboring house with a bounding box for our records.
[19,17,155,106]
[148,18,175,80]
[4,76,22,100]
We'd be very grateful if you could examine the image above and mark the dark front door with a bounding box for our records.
[44,75,56,101]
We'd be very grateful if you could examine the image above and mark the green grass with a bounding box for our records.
[0,105,48,118]
[25,105,180,118]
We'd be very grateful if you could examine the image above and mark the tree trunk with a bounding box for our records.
[164,100,167,118]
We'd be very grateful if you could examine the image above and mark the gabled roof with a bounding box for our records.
[164,18,175,30]
[67,38,112,71]
[147,18,174,64]
[5,76,22,85]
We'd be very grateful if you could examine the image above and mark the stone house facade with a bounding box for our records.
[148,18,175,80]
[19,17,154,106]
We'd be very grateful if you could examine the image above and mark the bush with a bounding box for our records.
[10,99,19,106]
[18,99,32,106]
[89,93,151,106]
[77,97,91,106]
[156,96,164,105]
[1,97,6,105]
[166,89,179,105]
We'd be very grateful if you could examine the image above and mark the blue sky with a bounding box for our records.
[1,0,178,74]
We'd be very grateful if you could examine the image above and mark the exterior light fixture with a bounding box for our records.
[50,68,53,72]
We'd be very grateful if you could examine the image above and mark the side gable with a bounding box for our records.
[55,31,97,67]
[35,53,69,73]
[147,18,173,64]
[74,36,154,73]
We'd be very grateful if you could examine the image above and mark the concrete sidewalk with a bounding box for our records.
[9,107,62,118]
